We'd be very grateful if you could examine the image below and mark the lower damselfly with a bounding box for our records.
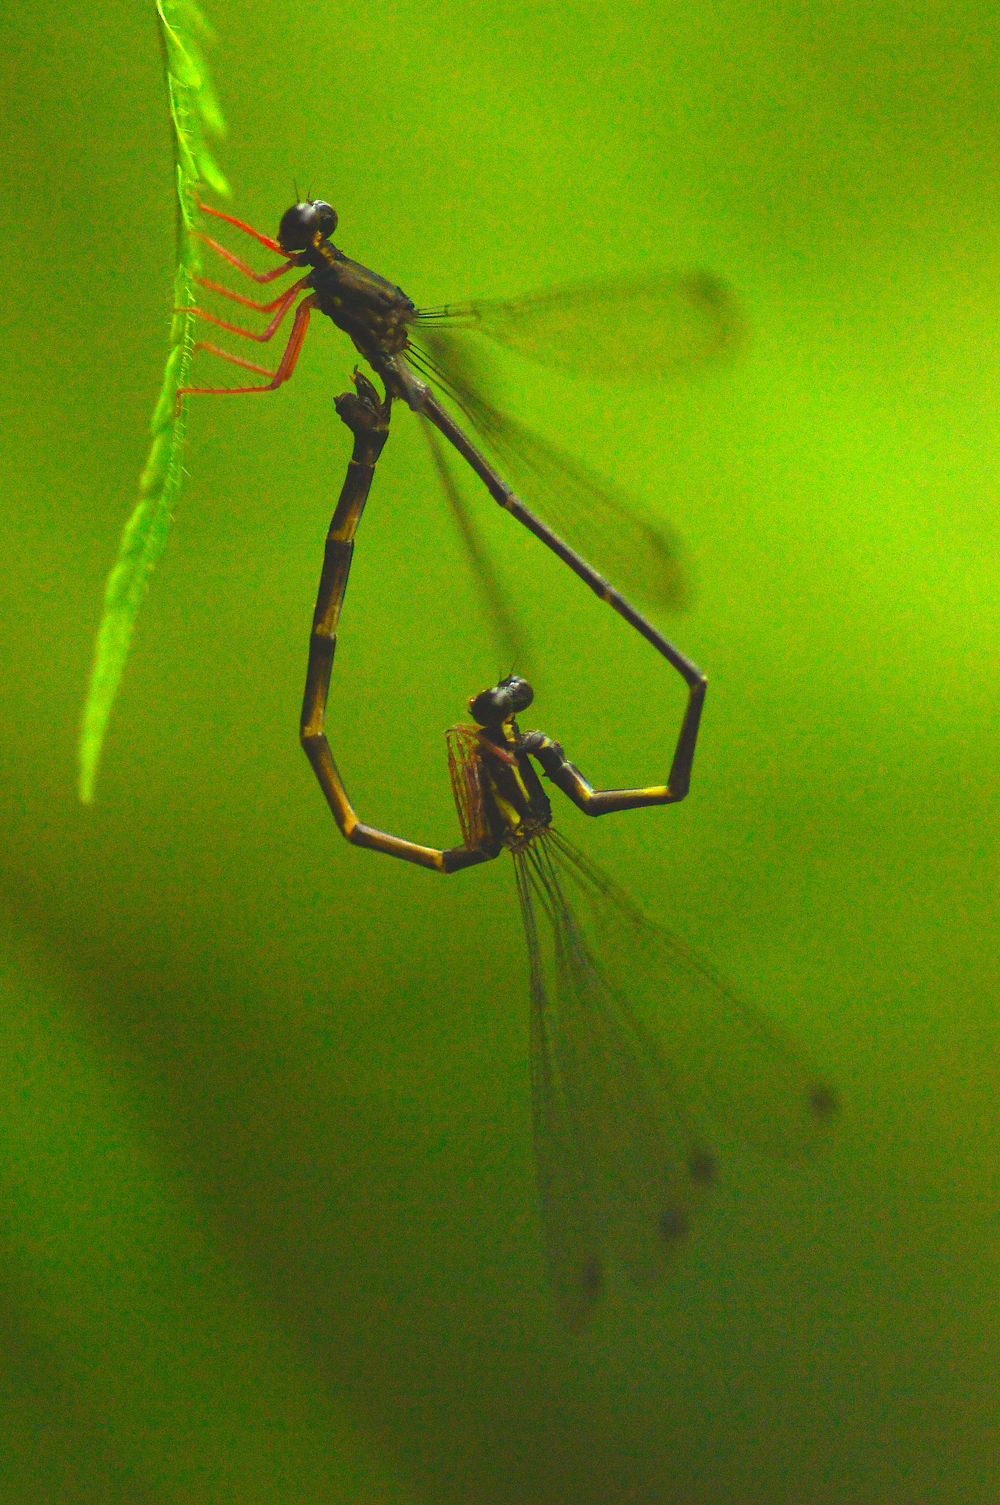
[448,675,837,1327]
[303,377,836,1328]
[180,194,743,660]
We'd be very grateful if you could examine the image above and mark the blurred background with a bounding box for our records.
[2,0,999,1498]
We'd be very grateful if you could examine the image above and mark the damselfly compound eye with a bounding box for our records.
[278,199,338,251]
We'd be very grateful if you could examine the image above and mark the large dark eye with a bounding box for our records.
[311,201,338,238]
[277,200,338,252]
[469,676,534,726]
[469,687,503,726]
[504,676,534,713]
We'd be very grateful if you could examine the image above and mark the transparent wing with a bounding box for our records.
[446,725,489,849]
[514,830,837,1326]
[545,829,838,1158]
[421,417,533,668]
[515,848,606,1330]
[418,270,745,383]
[412,329,691,612]
[516,832,719,1325]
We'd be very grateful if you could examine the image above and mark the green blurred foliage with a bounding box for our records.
[1,0,999,1500]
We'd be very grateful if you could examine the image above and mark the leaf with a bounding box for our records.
[78,0,229,803]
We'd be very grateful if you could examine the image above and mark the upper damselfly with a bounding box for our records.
[181,195,743,661]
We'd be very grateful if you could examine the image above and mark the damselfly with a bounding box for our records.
[448,675,837,1326]
[181,195,743,659]
[305,378,836,1328]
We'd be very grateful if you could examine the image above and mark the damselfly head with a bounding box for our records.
[278,200,338,252]
[469,674,533,727]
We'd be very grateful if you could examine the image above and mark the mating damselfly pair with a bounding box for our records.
[179,197,837,1325]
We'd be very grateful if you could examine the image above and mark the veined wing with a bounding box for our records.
[515,842,607,1329]
[411,328,691,612]
[515,830,837,1326]
[546,829,838,1158]
[446,724,489,850]
[516,831,718,1327]
[422,418,533,668]
[417,269,744,384]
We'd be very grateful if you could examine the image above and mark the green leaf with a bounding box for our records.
[78,1,229,803]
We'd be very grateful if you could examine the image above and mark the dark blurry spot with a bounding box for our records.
[808,1082,839,1121]
[681,270,728,310]
[659,1207,689,1243]
[688,1149,717,1185]
[580,1254,603,1300]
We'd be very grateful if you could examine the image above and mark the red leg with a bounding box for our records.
[180,278,310,344]
[199,231,300,285]
[192,342,278,377]
[193,275,310,316]
[178,295,316,398]
[272,297,314,381]
[195,198,285,254]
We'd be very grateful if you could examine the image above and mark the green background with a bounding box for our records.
[2,0,999,1498]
